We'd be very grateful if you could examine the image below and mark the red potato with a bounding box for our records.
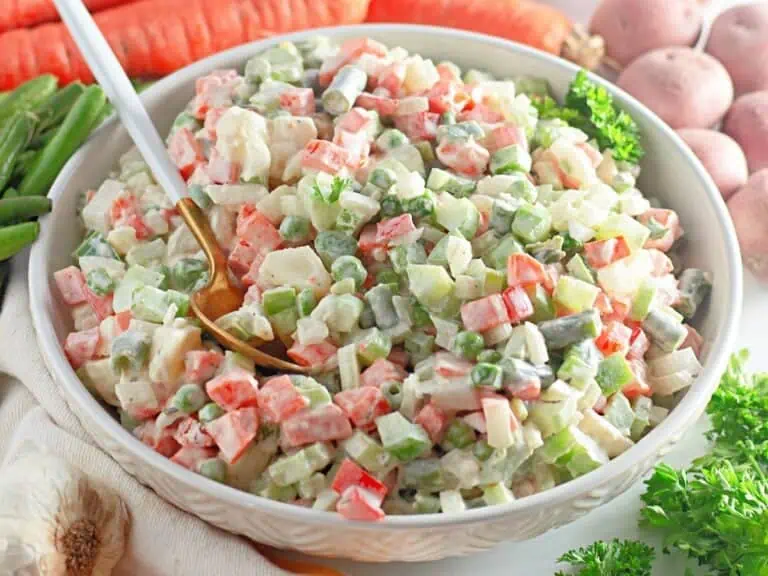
[677,128,748,200]
[617,47,733,129]
[727,170,768,282]
[705,3,768,96]
[589,0,703,67]
[722,91,768,174]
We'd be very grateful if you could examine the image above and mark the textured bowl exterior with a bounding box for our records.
[29,25,742,562]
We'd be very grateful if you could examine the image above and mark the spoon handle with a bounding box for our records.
[52,0,186,204]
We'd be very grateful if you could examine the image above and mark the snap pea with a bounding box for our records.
[0,196,51,225]
[0,221,39,260]
[19,86,107,197]
[0,112,37,192]
[0,75,58,129]
[33,82,86,134]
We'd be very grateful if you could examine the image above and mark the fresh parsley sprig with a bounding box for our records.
[555,539,655,576]
[532,70,644,164]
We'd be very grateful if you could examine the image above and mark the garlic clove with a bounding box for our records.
[0,452,130,576]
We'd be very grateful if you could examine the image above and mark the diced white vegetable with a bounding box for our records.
[148,322,202,388]
[648,348,702,378]
[483,397,520,449]
[430,314,460,350]
[256,185,296,225]
[432,376,482,411]
[578,410,634,458]
[338,344,361,390]
[392,171,425,200]
[78,256,126,279]
[259,247,332,297]
[439,490,467,513]
[522,422,544,452]
[567,220,595,243]
[455,275,484,300]
[503,325,528,359]
[649,405,670,427]
[523,322,548,365]
[445,234,473,278]
[107,226,139,256]
[596,250,653,299]
[143,209,169,236]
[166,224,200,262]
[484,322,513,346]
[215,106,270,183]
[79,358,120,406]
[403,55,439,93]
[650,370,697,396]
[82,179,124,234]
[206,184,269,206]
[126,238,166,267]
[115,371,159,417]
[619,189,651,215]
[339,190,380,223]
[312,489,340,511]
[440,449,480,490]
[295,317,329,346]
[96,316,119,357]
[400,374,423,420]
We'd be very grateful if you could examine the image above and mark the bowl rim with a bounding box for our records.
[29,23,743,530]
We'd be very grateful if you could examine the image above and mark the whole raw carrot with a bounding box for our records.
[0,0,371,91]
[0,0,138,34]
[365,0,603,67]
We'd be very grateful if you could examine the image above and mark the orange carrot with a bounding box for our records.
[0,0,371,90]
[0,0,138,34]
[365,0,603,67]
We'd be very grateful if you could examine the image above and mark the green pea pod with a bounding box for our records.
[19,86,106,197]
[0,221,39,260]
[28,128,57,150]
[2,188,18,199]
[33,82,86,134]
[0,75,58,129]
[0,196,51,225]
[0,112,37,192]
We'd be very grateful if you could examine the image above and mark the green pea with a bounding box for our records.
[279,215,311,243]
[198,402,225,424]
[453,330,485,360]
[379,193,402,218]
[470,363,503,389]
[172,384,207,414]
[314,230,358,268]
[85,268,115,296]
[477,349,502,364]
[296,288,317,318]
[331,255,367,289]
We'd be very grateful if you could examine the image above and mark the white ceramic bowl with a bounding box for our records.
[29,25,742,562]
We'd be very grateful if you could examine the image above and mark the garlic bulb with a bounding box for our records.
[0,452,129,576]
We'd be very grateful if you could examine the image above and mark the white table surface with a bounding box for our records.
[290,1,759,573]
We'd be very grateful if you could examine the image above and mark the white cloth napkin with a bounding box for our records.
[0,255,291,576]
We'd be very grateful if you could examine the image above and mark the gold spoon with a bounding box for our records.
[55,0,309,374]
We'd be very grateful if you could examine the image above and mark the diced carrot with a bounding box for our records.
[375,213,416,244]
[331,458,388,500]
[174,417,216,448]
[168,127,203,179]
[434,352,473,378]
[425,80,470,114]
[207,150,241,185]
[595,321,633,356]
[205,370,260,412]
[205,406,260,464]
[280,404,353,449]
[171,446,217,470]
[507,253,547,288]
[457,103,504,124]
[355,92,399,117]
[623,359,652,399]
[414,402,450,444]
[334,386,391,431]
[184,349,224,384]
[637,209,683,252]
[279,87,316,116]
[54,266,88,306]
[256,375,309,423]
[64,327,101,369]
[360,358,407,387]
[502,286,535,325]
[287,341,338,368]
[336,486,385,521]
[84,287,114,321]
[436,138,490,177]
[483,123,527,153]
[393,111,439,142]
[627,327,650,361]
[236,205,282,250]
[302,139,356,173]
[460,294,510,332]
[583,237,631,269]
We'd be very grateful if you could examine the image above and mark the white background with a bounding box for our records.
[289,1,761,574]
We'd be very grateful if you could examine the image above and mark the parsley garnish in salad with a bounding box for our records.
[312,175,351,204]
[555,539,655,576]
[533,70,645,164]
